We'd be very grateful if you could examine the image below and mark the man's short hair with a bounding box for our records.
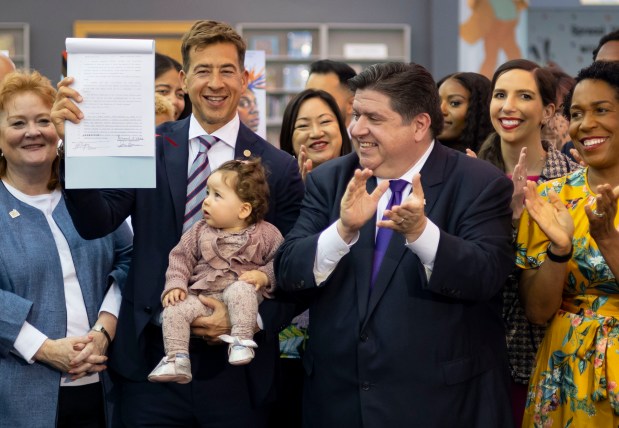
[309,60,357,87]
[348,62,443,137]
[592,29,619,61]
[181,20,246,72]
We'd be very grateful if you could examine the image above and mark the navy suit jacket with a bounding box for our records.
[276,143,515,427]
[63,118,304,406]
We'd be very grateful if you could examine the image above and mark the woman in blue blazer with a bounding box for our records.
[0,71,132,427]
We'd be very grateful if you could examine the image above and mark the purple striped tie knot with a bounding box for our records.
[183,135,218,232]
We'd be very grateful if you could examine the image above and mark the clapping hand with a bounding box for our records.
[511,147,528,222]
[338,168,389,243]
[377,173,427,242]
[297,145,313,182]
[586,184,619,243]
[523,180,574,252]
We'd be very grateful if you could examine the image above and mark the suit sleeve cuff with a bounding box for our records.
[314,221,359,286]
[405,219,440,272]
[13,321,48,364]
[99,281,121,318]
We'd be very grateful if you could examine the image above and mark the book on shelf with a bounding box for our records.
[267,94,295,122]
[265,65,278,89]
[267,95,282,121]
[287,31,312,58]
[248,35,279,56]
[282,64,309,91]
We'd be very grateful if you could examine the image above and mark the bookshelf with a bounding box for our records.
[0,23,30,70]
[237,23,411,145]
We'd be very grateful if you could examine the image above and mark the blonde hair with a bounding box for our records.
[0,70,59,190]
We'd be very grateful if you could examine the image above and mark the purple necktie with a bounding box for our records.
[370,179,409,288]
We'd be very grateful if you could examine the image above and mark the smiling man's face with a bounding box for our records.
[182,42,248,134]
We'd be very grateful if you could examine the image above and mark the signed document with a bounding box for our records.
[64,38,156,189]
[65,38,155,157]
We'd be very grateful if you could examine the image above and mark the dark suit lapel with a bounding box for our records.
[363,143,448,325]
[354,176,378,323]
[234,123,264,159]
[419,142,448,216]
[161,118,191,236]
[365,218,408,324]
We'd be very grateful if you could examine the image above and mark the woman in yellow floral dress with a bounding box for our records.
[517,60,619,427]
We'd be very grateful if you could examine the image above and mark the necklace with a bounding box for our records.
[527,153,546,175]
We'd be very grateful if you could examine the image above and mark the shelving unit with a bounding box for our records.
[0,23,30,70]
[237,23,410,145]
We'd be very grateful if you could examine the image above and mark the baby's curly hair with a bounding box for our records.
[216,158,270,224]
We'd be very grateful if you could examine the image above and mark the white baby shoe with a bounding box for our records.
[147,353,192,384]
[219,335,258,365]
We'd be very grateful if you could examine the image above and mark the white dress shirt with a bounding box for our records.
[187,113,240,172]
[314,141,440,285]
[5,182,121,386]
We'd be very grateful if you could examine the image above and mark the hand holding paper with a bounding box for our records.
[51,76,84,141]
[59,38,156,189]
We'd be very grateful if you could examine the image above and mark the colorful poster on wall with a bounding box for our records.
[458,0,529,79]
[241,50,267,139]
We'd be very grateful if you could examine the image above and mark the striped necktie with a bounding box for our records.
[183,135,218,232]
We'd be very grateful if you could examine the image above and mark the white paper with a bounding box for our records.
[65,38,155,157]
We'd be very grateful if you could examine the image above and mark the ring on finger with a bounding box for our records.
[397,218,405,225]
[518,175,524,181]
[592,209,606,218]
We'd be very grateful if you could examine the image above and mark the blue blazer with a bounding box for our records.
[0,183,132,428]
[276,143,516,427]
[63,118,304,406]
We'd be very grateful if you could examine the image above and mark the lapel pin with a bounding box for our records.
[243,149,251,157]
[9,209,20,218]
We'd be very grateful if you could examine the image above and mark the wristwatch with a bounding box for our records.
[91,324,112,345]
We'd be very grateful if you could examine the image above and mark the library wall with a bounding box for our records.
[1,0,434,84]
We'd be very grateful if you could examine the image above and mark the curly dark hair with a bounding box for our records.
[215,158,269,224]
[562,61,619,120]
[478,59,557,172]
[436,72,492,152]
[592,29,619,61]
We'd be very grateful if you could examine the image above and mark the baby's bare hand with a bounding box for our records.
[239,270,269,291]
[162,289,186,307]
